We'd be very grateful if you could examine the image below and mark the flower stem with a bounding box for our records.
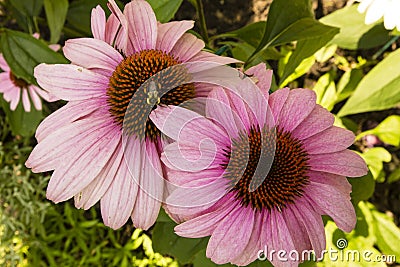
[372,35,400,60]
[195,0,209,46]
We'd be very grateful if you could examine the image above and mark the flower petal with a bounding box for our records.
[303,126,355,154]
[309,149,368,177]
[28,86,43,110]
[245,63,272,98]
[170,33,204,62]
[156,20,194,53]
[91,5,106,41]
[21,88,31,112]
[34,63,108,101]
[189,51,239,65]
[124,0,157,52]
[268,87,290,123]
[0,54,10,71]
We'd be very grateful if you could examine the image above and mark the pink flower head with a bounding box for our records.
[26,0,236,230]
[0,34,58,112]
[150,63,368,266]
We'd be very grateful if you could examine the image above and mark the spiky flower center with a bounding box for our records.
[9,72,29,88]
[223,126,310,211]
[107,49,195,140]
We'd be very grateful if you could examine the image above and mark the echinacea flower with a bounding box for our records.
[355,0,400,30]
[25,0,235,230]
[150,63,368,266]
[0,34,58,111]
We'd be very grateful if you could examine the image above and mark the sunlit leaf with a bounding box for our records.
[320,5,390,49]
[338,49,400,116]
[360,148,391,181]
[356,115,400,147]
[311,72,337,111]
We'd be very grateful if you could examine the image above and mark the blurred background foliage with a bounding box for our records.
[0,0,400,266]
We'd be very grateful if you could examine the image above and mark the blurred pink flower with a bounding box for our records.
[26,0,235,230]
[151,64,368,266]
[0,34,58,112]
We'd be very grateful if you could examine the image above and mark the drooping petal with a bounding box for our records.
[0,54,10,71]
[34,63,109,101]
[206,204,254,264]
[189,51,240,65]
[21,88,31,112]
[131,140,164,230]
[28,86,43,110]
[156,21,194,53]
[46,123,121,203]
[75,142,123,210]
[309,150,368,177]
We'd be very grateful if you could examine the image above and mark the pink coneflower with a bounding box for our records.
[25,0,235,230]
[150,63,368,266]
[0,34,58,112]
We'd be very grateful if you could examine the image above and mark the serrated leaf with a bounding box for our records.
[320,5,390,50]
[152,221,208,264]
[147,0,183,23]
[356,115,400,147]
[338,49,400,116]
[0,29,68,85]
[44,0,69,43]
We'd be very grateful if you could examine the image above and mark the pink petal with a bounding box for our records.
[278,89,316,132]
[150,105,229,147]
[189,51,240,65]
[174,196,237,238]
[63,38,123,74]
[124,0,157,53]
[304,181,356,232]
[46,123,121,203]
[206,205,254,264]
[231,211,263,266]
[268,87,290,123]
[0,54,10,71]
[281,206,311,254]
[9,87,21,110]
[35,98,103,142]
[0,73,15,94]
[291,104,335,140]
[21,88,31,112]
[27,113,110,172]
[91,5,106,41]
[130,140,164,230]
[309,150,368,177]
[105,14,121,45]
[167,168,223,186]
[303,126,355,154]
[101,156,139,230]
[75,142,123,210]
[289,198,325,256]
[170,33,205,62]
[28,86,43,110]
[308,170,351,195]
[34,63,108,101]
[245,63,272,98]
[156,20,194,53]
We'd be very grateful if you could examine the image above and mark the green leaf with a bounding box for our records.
[0,29,68,85]
[152,221,208,264]
[360,148,391,181]
[0,98,43,136]
[320,5,390,49]
[248,0,313,61]
[280,27,339,84]
[147,0,183,23]
[9,0,43,17]
[226,22,266,47]
[338,49,400,116]
[388,167,400,183]
[371,210,400,262]
[315,44,337,63]
[349,171,375,205]
[192,249,234,267]
[356,115,400,147]
[336,68,363,103]
[44,0,69,43]
[311,72,337,111]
